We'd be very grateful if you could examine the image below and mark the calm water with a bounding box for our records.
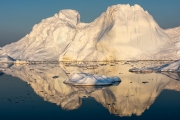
[0,61,180,120]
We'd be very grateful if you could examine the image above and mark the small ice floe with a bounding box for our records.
[64,73,121,86]
[157,60,180,72]
[129,67,154,73]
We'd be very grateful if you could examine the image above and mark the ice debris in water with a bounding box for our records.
[129,60,180,72]
[64,73,121,86]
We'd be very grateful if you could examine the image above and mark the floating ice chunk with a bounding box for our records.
[158,60,180,72]
[129,60,180,72]
[64,73,121,86]
[129,67,154,73]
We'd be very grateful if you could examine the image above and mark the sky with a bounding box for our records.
[0,0,180,47]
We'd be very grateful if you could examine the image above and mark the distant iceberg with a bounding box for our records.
[64,73,121,86]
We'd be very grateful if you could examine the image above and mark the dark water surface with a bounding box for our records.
[0,61,180,120]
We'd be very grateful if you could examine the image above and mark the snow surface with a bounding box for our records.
[0,48,14,62]
[165,26,180,38]
[64,73,120,85]
[2,4,179,62]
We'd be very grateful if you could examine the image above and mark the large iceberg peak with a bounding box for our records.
[105,4,145,16]
[2,4,179,62]
[58,9,80,26]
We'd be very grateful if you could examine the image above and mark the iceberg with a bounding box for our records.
[64,73,121,86]
[0,48,14,63]
[2,4,180,62]
[165,26,180,38]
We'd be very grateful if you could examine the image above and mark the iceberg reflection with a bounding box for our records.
[1,61,180,117]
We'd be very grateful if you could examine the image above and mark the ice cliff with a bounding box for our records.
[2,4,178,61]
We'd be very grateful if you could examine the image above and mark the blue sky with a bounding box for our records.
[0,0,180,47]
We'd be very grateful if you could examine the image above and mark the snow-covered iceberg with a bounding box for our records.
[2,4,180,62]
[64,73,120,85]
